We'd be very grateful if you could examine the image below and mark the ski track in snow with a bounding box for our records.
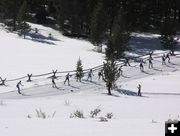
[0,54,180,99]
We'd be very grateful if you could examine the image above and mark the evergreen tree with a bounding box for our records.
[110,10,130,58]
[159,17,177,50]
[75,58,84,82]
[105,37,115,60]
[1,0,180,39]
[54,0,65,30]
[17,0,27,23]
[0,0,23,31]
[90,1,108,52]
[102,56,120,95]
[17,0,31,39]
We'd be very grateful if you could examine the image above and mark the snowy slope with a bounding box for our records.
[0,23,104,79]
[0,69,180,136]
[0,23,180,136]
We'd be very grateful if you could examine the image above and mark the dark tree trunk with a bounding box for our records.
[108,86,112,95]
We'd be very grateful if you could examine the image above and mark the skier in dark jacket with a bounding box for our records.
[149,51,153,60]
[98,71,102,80]
[52,69,58,78]
[137,84,141,96]
[16,81,23,94]
[162,54,166,65]
[64,73,70,85]
[52,77,57,88]
[87,69,94,81]
[148,59,153,68]
[166,53,170,63]
[140,62,144,72]
[124,58,131,66]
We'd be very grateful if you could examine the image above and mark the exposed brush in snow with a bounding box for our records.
[36,109,46,119]
[70,110,84,118]
[34,109,56,119]
[90,108,101,118]
[106,113,113,119]
[99,117,108,122]
[151,119,158,123]
[27,114,31,118]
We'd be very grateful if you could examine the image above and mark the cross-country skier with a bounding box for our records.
[87,69,94,81]
[166,53,170,63]
[16,81,23,94]
[64,73,71,85]
[52,77,57,88]
[98,71,102,80]
[124,58,131,66]
[137,84,141,96]
[162,54,166,65]
[140,62,144,72]
[149,51,153,60]
[52,69,58,78]
[148,59,153,68]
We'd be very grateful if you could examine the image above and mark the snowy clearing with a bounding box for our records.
[0,23,180,136]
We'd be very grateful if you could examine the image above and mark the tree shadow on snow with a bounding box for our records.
[121,74,131,78]
[88,80,102,86]
[69,85,80,89]
[129,35,162,56]
[31,38,56,45]
[115,89,137,96]
[27,32,60,41]
[165,64,175,68]
[152,68,162,72]
[169,62,180,66]
[101,93,120,97]
[142,71,154,75]
[115,89,149,98]
[25,32,62,45]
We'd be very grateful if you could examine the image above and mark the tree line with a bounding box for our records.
[0,0,179,58]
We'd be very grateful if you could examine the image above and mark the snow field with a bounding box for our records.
[0,23,180,136]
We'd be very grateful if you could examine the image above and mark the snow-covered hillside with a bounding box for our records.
[0,23,104,79]
[0,23,180,136]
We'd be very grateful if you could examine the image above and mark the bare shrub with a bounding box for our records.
[90,108,101,118]
[33,109,56,119]
[70,110,84,118]
[106,113,113,119]
[99,117,108,122]
[36,109,46,119]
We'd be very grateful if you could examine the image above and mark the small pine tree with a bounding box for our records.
[102,56,120,95]
[76,58,84,82]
